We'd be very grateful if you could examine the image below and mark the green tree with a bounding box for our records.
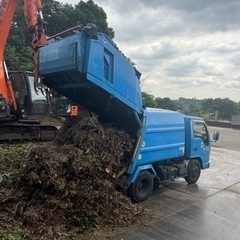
[74,0,114,38]
[202,98,214,113]
[175,97,202,116]
[5,46,34,71]
[155,97,177,110]
[43,0,114,37]
[5,0,114,71]
[214,98,238,120]
[142,92,157,108]
[185,104,202,117]
[195,98,238,120]
[43,0,76,35]
[5,2,33,70]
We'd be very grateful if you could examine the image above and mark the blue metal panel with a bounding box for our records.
[184,116,211,169]
[128,108,186,175]
[39,33,84,75]
[38,30,142,119]
[127,164,157,184]
[85,34,142,112]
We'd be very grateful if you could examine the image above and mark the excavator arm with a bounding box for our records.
[0,0,18,111]
[0,0,56,142]
[0,0,46,113]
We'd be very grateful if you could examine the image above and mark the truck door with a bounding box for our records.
[190,120,210,169]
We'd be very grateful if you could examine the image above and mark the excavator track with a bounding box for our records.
[0,120,57,142]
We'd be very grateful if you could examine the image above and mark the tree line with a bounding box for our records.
[142,92,240,121]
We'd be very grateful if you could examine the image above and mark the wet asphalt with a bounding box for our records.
[112,127,240,240]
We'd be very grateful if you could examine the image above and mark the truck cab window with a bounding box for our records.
[193,121,209,145]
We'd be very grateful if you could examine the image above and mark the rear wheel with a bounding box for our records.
[185,159,201,184]
[129,171,153,203]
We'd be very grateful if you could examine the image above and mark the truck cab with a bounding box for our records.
[185,116,211,169]
[120,108,219,202]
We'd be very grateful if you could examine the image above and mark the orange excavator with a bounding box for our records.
[0,0,56,141]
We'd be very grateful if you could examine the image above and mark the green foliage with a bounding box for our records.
[0,233,27,240]
[5,2,33,71]
[176,98,202,116]
[176,97,239,120]
[0,144,33,190]
[202,98,239,120]
[5,46,34,71]
[142,94,240,120]
[184,104,203,117]
[44,0,114,37]
[5,0,114,70]
[75,0,114,38]
[142,92,157,108]
[43,0,75,35]
[0,144,36,239]
[155,97,177,111]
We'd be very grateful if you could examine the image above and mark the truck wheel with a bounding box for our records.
[129,171,153,203]
[185,159,201,184]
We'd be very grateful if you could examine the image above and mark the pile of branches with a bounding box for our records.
[3,115,141,238]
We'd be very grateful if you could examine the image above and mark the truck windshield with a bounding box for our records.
[27,76,46,101]
[192,121,209,145]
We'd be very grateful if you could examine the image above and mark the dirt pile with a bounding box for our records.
[2,115,141,239]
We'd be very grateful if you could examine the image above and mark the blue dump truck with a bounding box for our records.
[38,24,219,202]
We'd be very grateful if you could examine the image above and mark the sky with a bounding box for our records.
[59,0,240,102]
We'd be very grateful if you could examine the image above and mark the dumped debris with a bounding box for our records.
[1,114,142,239]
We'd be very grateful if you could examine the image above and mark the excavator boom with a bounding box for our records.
[0,0,47,109]
[0,0,18,58]
[0,0,18,110]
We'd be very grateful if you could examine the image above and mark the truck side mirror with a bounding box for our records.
[213,130,219,142]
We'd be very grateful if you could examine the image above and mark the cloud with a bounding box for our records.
[230,54,240,67]
[58,0,240,102]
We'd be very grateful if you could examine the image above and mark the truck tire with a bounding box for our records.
[185,159,201,184]
[129,171,153,203]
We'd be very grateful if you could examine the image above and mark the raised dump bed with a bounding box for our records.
[39,25,143,132]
